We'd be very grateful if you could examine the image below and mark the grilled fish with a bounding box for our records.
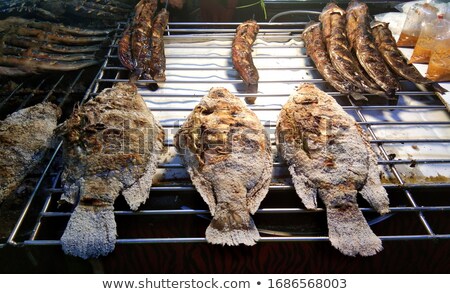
[118,26,134,71]
[302,21,356,94]
[232,20,260,104]
[130,0,157,79]
[58,83,164,259]
[371,21,433,85]
[149,8,169,82]
[320,3,384,96]
[0,102,61,204]
[346,0,399,97]
[175,87,273,246]
[276,83,389,256]
[0,56,98,74]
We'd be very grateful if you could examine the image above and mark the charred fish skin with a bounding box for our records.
[346,0,399,97]
[320,3,384,96]
[0,56,99,74]
[302,22,356,95]
[0,102,61,204]
[130,0,157,79]
[276,84,389,256]
[175,87,273,246]
[371,21,432,85]
[149,8,169,82]
[232,20,260,104]
[118,26,134,71]
[58,83,164,259]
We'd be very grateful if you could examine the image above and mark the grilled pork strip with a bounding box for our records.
[175,87,273,246]
[371,21,433,85]
[149,8,170,82]
[346,0,399,97]
[232,20,260,104]
[320,2,384,96]
[58,83,164,259]
[0,102,61,204]
[302,21,356,94]
[276,83,389,256]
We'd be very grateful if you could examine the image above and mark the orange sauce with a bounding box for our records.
[426,39,450,82]
[397,32,419,47]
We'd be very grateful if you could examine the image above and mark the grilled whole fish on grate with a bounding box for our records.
[149,8,169,82]
[346,0,399,97]
[232,20,260,104]
[371,21,434,86]
[302,21,356,95]
[276,83,390,256]
[58,82,164,259]
[175,87,273,246]
[320,2,384,96]
[0,102,61,204]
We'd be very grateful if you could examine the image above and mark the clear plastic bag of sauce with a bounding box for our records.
[397,3,438,47]
[426,19,450,81]
[409,16,448,63]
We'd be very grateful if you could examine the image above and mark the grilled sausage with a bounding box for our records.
[149,8,170,82]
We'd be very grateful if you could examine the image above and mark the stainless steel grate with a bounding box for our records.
[6,19,450,249]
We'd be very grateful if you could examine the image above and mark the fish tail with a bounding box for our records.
[321,189,383,257]
[61,204,116,259]
[205,204,260,246]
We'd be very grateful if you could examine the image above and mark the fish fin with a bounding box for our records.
[206,205,260,246]
[288,165,318,209]
[189,167,216,214]
[360,153,390,215]
[61,204,116,259]
[122,157,158,211]
[247,159,272,214]
[321,189,383,257]
[350,93,368,101]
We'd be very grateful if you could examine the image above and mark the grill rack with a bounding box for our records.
[5,20,450,249]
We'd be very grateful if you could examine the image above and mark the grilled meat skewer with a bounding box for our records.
[149,8,169,82]
[232,20,260,104]
[59,83,164,259]
[346,0,399,97]
[0,102,61,204]
[175,87,273,246]
[276,83,390,256]
[320,3,384,96]
[302,21,356,95]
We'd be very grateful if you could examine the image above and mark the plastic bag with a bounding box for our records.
[426,19,450,81]
[396,1,448,14]
[374,12,407,35]
[409,17,447,63]
[397,3,438,47]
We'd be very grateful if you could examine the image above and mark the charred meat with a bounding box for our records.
[232,20,260,104]
[149,8,169,82]
[302,21,356,95]
[0,102,61,204]
[175,87,273,246]
[371,21,433,85]
[58,83,164,259]
[346,0,399,97]
[276,83,389,256]
[320,3,383,96]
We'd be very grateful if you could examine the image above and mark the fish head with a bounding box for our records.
[346,0,368,15]
[320,2,345,21]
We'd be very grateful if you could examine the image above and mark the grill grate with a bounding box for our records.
[5,20,450,249]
